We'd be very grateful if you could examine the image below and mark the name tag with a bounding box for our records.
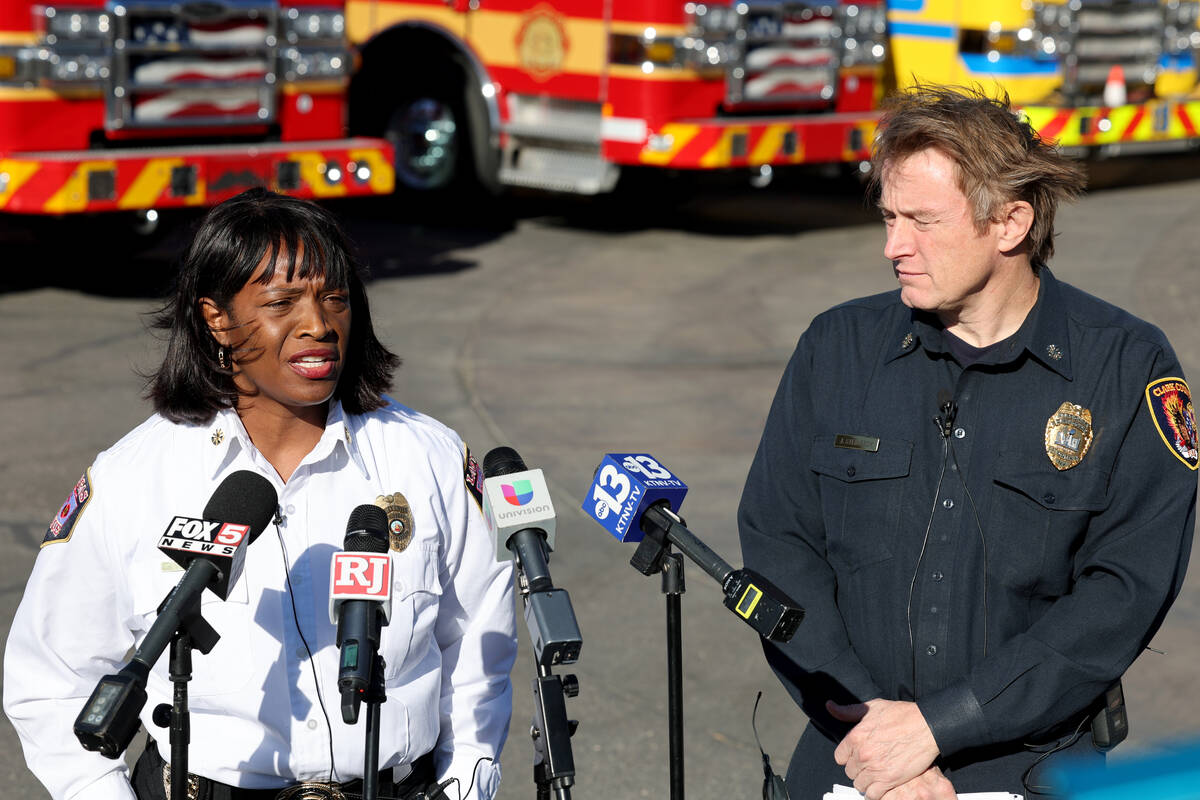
[834,434,880,452]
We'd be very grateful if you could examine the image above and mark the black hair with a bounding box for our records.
[146,188,400,424]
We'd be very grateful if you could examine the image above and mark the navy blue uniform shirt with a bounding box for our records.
[739,268,1197,797]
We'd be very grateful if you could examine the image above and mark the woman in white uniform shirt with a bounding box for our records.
[4,188,517,800]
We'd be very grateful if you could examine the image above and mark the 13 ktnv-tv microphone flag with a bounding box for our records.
[330,504,392,725]
[583,453,688,542]
[583,454,803,643]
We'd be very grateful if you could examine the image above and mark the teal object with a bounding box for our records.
[1052,741,1200,799]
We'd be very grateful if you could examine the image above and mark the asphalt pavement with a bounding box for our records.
[1,160,1197,799]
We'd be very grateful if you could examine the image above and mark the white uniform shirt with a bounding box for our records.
[4,399,517,800]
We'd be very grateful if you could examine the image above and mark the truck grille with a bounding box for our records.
[1062,0,1164,98]
[109,0,277,131]
[727,3,839,108]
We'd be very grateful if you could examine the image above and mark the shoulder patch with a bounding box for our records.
[43,470,94,546]
[1146,377,1198,470]
[464,447,485,510]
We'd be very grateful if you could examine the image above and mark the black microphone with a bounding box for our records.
[330,504,392,724]
[583,454,804,643]
[482,447,582,668]
[935,389,958,439]
[75,470,277,757]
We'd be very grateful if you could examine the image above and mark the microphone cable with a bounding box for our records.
[272,514,340,785]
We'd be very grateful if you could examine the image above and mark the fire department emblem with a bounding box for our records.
[517,5,568,81]
[43,470,94,546]
[375,492,414,552]
[1146,377,1198,470]
[1044,402,1094,471]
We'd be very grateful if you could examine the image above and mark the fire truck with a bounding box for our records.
[0,1,394,220]
[3,1,1200,218]
[346,0,1200,195]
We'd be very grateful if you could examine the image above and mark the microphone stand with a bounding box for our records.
[507,531,581,800]
[631,520,688,800]
[361,654,387,800]
[153,589,220,800]
[626,504,806,800]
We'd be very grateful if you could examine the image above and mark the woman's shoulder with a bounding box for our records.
[92,413,210,478]
[351,397,466,458]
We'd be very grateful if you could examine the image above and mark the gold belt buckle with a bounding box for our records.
[161,763,202,800]
[275,782,348,800]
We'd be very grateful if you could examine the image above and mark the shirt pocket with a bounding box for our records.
[383,544,443,682]
[988,453,1110,594]
[810,436,913,572]
[130,564,255,696]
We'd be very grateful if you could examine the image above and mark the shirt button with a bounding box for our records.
[1043,493,1056,505]
[942,498,954,509]
[931,570,944,582]
[286,504,296,514]
[307,719,318,730]
[926,645,938,656]
[954,427,966,439]
[930,606,939,614]
[846,466,856,478]
[295,647,307,659]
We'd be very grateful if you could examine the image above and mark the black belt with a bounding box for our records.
[132,738,440,800]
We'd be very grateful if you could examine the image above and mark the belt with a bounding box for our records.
[133,739,439,800]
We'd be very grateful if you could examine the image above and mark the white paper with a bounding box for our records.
[823,785,1022,800]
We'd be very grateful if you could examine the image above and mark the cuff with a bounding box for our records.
[916,679,990,757]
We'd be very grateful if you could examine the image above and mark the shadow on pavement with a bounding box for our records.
[3,150,1198,298]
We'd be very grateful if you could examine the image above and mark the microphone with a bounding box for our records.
[75,470,277,757]
[482,446,581,668]
[583,454,804,643]
[330,504,392,724]
[935,389,957,439]
[484,447,582,795]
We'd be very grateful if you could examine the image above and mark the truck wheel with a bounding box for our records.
[386,93,463,191]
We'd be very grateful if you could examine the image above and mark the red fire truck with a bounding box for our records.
[0,1,394,219]
[4,0,1199,218]
[345,0,1200,195]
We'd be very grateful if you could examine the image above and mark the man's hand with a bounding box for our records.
[828,699,940,800]
[880,766,956,800]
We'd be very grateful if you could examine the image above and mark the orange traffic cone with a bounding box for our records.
[1103,64,1127,108]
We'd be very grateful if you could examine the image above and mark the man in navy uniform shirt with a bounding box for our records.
[739,85,1197,800]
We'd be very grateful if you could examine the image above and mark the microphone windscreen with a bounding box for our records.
[204,470,278,544]
[483,446,527,478]
[344,504,389,552]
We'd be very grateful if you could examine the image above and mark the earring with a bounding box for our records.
[218,346,228,369]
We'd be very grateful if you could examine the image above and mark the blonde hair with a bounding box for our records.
[868,84,1086,266]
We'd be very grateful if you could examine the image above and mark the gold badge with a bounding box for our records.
[1044,402,1094,470]
[516,5,568,81]
[375,492,414,552]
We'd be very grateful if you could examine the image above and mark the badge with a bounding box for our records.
[834,434,880,452]
[374,492,414,552]
[1146,377,1198,470]
[516,5,568,81]
[464,447,484,510]
[1044,402,1094,471]
[43,470,93,546]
